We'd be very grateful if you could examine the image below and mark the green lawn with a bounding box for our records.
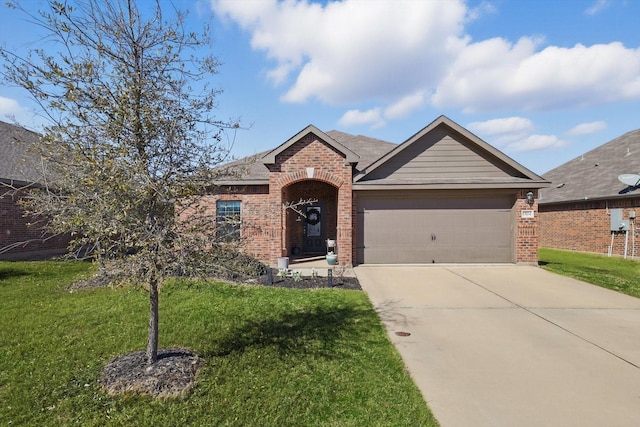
[539,248,640,298]
[0,261,437,426]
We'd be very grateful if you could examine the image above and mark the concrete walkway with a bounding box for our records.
[354,265,640,427]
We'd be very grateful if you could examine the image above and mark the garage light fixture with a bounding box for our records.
[526,191,534,206]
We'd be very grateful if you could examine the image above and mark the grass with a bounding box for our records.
[539,248,640,298]
[0,261,437,426]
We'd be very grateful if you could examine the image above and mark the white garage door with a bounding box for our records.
[356,195,515,264]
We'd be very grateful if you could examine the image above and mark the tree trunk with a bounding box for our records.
[147,277,159,365]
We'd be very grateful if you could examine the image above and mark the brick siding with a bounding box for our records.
[539,197,640,257]
[187,186,272,261]
[267,133,353,266]
[515,189,539,264]
[0,188,70,259]
[205,133,354,266]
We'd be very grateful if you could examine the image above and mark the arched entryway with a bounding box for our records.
[282,180,338,259]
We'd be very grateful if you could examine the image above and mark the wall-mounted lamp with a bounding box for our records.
[526,191,534,206]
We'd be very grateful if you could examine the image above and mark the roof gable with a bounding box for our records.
[214,127,385,186]
[355,115,548,188]
[262,124,359,165]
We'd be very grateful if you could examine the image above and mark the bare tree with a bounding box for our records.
[1,0,241,365]
[282,198,319,217]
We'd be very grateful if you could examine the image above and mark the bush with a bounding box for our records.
[177,245,268,282]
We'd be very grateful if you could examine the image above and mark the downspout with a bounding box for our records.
[631,212,637,259]
[606,200,612,257]
[633,220,636,259]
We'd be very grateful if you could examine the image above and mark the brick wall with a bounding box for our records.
[539,197,640,257]
[188,186,272,261]
[268,133,353,266]
[202,132,354,267]
[515,189,539,264]
[0,188,70,259]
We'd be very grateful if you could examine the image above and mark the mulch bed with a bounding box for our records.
[256,268,361,290]
[71,268,362,291]
[101,348,203,398]
[67,268,362,291]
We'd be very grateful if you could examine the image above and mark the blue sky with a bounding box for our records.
[1,0,639,175]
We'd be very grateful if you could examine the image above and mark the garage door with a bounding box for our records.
[357,195,514,264]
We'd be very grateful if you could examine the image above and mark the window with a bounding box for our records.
[216,200,241,240]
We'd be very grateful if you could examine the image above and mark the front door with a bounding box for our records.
[303,205,325,254]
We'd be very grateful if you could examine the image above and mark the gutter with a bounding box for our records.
[539,192,640,206]
[353,182,550,191]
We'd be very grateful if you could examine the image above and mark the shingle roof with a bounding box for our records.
[0,121,395,186]
[539,129,640,204]
[215,151,271,184]
[0,121,44,185]
[218,129,396,184]
[325,130,396,172]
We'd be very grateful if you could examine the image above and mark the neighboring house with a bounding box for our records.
[0,120,69,259]
[539,129,640,258]
[209,115,549,266]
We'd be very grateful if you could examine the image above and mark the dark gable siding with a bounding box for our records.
[363,126,523,181]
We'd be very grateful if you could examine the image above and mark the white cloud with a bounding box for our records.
[338,92,425,129]
[211,0,467,105]
[384,91,426,119]
[466,1,497,22]
[467,116,536,149]
[212,0,640,125]
[433,39,640,112]
[506,134,566,152]
[585,0,611,15]
[0,96,38,126]
[467,116,567,153]
[0,96,23,121]
[338,108,384,128]
[566,121,607,135]
[467,116,534,136]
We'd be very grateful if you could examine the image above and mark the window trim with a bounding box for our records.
[216,200,242,240]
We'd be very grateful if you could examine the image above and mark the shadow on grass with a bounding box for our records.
[0,268,29,282]
[206,305,375,360]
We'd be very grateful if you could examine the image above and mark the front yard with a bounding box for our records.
[0,261,436,426]
[539,248,640,298]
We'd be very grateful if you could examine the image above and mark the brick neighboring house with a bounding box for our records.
[539,129,640,258]
[210,115,549,266]
[0,121,69,260]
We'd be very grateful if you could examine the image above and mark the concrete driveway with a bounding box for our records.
[354,265,640,427]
